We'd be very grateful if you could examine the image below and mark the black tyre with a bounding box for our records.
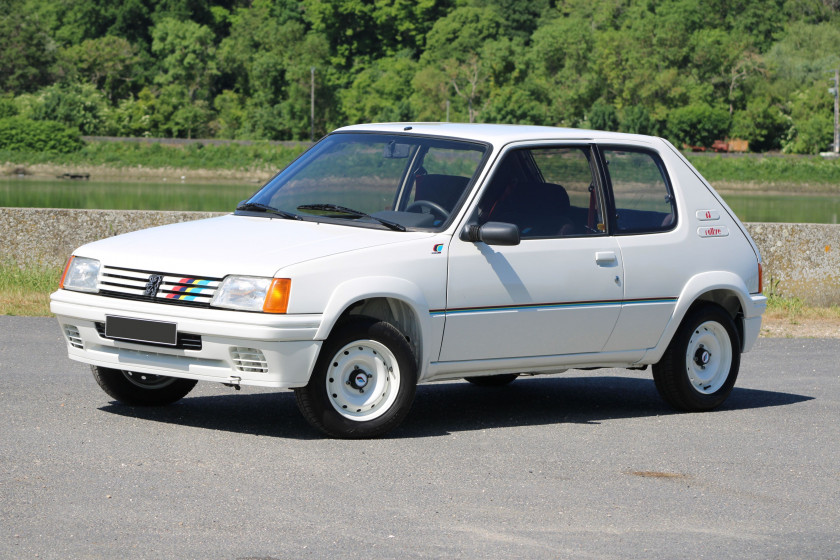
[91,365,198,406]
[464,373,519,386]
[294,317,418,439]
[652,304,741,411]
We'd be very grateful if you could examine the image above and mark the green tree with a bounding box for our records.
[55,36,142,103]
[151,17,217,102]
[481,83,550,125]
[525,13,601,126]
[0,1,56,93]
[415,6,506,122]
[667,104,731,148]
[621,105,654,135]
[219,1,335,139]
[29,82,109,135]
[781,86,834,154]
[340,55,418,124]
[106,87,158,137]
[587,102,619,131]
[301,0,450,68]
[0,116,82,152]
[730,97,786,152]
[211,90,245,138]
[0,95,18,118]
[421,6,504,64]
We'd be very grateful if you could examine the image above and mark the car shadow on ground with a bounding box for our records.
[98,374,813,440]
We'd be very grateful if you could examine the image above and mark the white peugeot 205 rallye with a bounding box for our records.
[52,123,766,438]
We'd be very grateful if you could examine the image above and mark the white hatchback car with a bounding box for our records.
[52,123,766,438]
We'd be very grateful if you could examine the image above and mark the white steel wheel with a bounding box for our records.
[295,317,418,439]
[684,321,732,395]
[326,339,401,421]
[652,304,741,412]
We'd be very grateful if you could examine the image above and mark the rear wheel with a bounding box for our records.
[91,366,197,406]
[464,373,519,386]
[295,317,417,438]
[652,304,740,411]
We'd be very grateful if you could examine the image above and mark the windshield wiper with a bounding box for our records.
[297,204,406,232]
[236,202,301,220]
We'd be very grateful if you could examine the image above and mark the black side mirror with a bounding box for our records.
[460,222,520,246]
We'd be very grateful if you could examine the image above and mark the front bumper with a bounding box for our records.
[51,290,323,388]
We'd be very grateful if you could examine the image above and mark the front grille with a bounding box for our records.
[95,322,203,351]
[98,265,222,308]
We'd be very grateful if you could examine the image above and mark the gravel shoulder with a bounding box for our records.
[761,315,840,338]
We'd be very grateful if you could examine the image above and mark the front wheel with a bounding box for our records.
[91,366,198,406]
[652,304,741,411]
[294,317,418,438]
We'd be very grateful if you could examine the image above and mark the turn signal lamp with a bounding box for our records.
[263,278,292,314]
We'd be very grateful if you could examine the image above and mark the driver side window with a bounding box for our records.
[407,146,483,213]
[476,146,604,239]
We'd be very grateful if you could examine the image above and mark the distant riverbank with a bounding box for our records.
[4,137,840,190]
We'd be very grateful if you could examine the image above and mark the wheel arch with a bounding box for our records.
[315,277,433,376]
[644,272,752,363]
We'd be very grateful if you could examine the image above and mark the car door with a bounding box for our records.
[597,145,681,353]
[439,144,625,362]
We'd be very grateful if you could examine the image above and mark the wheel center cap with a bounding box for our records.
[352,368,370,389]
[694,347,711,366]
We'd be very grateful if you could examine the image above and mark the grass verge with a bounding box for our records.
[687,154,840,189]
[764,293,840,325]
[0,262,62,316]
[1,140,308,172]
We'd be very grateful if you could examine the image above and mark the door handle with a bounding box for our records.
[595,251,617,266]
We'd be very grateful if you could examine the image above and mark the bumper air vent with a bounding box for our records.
[63,325,84,349]
[231,347,269,374]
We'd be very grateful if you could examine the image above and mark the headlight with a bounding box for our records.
[60,256,100,293]
[210,276,291,313]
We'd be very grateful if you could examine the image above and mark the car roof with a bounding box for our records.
[334,122,661,147]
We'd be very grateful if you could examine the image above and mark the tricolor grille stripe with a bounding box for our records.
[98,265,222,307]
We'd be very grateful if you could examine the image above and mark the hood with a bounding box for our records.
[75,214,435,277]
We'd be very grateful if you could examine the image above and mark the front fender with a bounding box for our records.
[641,271,764,364]
[315,276,436,371]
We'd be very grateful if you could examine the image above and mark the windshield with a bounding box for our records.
[240,132,489,231]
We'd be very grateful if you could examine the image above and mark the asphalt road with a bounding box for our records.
[1,316,838,560]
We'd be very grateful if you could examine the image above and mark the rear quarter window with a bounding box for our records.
[603,148,676,234]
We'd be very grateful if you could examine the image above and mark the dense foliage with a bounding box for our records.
[0,117,83,153]
[2,0,840,152]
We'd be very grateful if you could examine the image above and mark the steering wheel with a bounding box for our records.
[406,200,450,221]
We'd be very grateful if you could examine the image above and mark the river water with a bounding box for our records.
[1,178,839,224]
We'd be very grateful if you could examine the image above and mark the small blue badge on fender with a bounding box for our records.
[432,244,444,254]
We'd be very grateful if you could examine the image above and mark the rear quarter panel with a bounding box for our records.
[602,138,762,357]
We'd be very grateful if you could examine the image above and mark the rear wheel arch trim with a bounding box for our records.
[643,272,755,364]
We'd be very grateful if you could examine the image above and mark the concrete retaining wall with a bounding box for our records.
[0,208,224,268]
[745,223,840,306]
[2,208,839,305]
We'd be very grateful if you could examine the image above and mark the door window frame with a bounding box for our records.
[593,144,678,236]
[465,142,611,240]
